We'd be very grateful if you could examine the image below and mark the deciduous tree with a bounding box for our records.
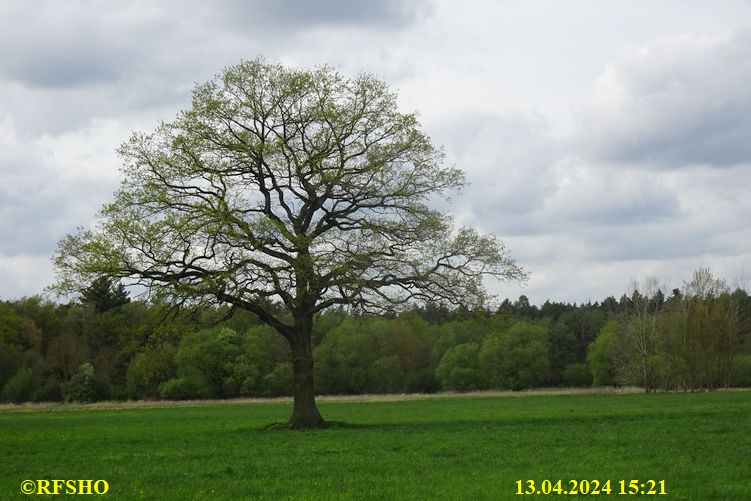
[53,59,525,428]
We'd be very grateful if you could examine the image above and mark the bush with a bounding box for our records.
[0,344,22,390]
[378,313,434,393]
[314,315,436,395]
[449,367,482,391]
[2,367,42,403]
[126,345,176,399]
[223,355,261,397]
[261,362,293,397]
[174,327,251,398]
[479,321,550,390]
[368,356,406,394]
[109,385,129,401]
[731,355,751,387]
[314,320,378,394]
[62,363,106,403]
[587,319,620,387]
[436,343,483,391]
[562,363,593,387]
[158,377,209,400]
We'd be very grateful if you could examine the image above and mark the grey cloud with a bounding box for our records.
[538,166,680,230]
[0,16,139,90]
[510,213,746,277]
[219,0,426,30]
[588,226,714,263]
[430,112,559,230]
[1,194,69,255]
[430,112,680,242]
[570,196,676,227]
[0,174,114,256]
[0,77,192,136]
[0,1,261,90]
[2,50,125,89]
[0,0,423,134]
[1,0,749,306]
[0,2,150,88]
[0,122,118,257]
[503,163,751,293]
[579,28,751,167]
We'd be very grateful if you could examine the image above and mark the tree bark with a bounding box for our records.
[288,330,325,429]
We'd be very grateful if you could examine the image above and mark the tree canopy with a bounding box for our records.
[53,59,526,427]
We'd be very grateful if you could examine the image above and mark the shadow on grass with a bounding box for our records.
[246,405,733,434]
[256,420,370,432]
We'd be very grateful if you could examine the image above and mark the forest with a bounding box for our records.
[1,267,749,404]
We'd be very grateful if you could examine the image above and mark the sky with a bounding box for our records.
[1,0,751,305]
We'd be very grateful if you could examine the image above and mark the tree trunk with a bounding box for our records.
[288,334,325,429]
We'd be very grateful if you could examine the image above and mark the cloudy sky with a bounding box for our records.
[2,0,751,305]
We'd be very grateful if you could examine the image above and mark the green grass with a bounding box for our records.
[1,391,749,500]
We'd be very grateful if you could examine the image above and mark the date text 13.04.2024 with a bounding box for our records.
[515,479,666,496]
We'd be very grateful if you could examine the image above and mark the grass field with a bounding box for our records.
[1,391,749,500]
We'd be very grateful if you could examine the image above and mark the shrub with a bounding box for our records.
[174,328,251,398]
[223,355,261,397]
[436,343,483,391]
[587,319,620,387]
[479,321,550,390]
[562,362,593,387]
[314,321,377,394]
[261,362,293,397]
[0,344,22,390]
[368,356,406,394]
[158,377,209,400]
[62,363,98,402]
[126,346,176,399]
[731,355,751,387]
[2,367,42,403]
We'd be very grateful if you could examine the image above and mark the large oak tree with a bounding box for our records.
[54,59,526,428]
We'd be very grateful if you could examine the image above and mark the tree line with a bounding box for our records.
[1,267,749,403]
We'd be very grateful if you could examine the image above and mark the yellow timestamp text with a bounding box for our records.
[515,479,667,496]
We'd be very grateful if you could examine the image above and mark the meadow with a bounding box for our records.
[1,390,749,499]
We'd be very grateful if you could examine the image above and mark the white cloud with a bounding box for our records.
[0,116,121,256]
[437,113,559,230]
[1,0,751,305]
[0,254,55,298]
[578,28,751,167]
